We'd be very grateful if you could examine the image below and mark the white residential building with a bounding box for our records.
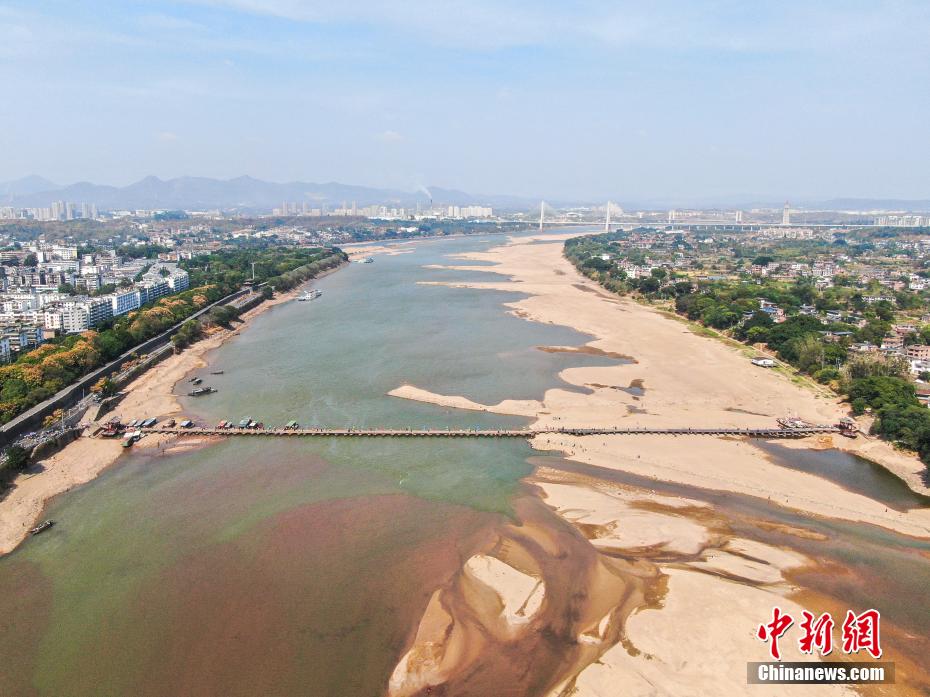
[111,289,142,316]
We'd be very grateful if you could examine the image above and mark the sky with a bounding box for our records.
[1,1,929,202]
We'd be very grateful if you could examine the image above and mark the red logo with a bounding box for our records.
[799,611,834,656]
[757,606,794,660]
[842,609,882,659]
[757,607,881,660]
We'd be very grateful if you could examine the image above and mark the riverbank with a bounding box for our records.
[389,233,930,695]
[396,234,930,530]
[0,281,326,555]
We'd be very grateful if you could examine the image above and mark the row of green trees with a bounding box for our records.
[0,247,346,425]
[565,232,930,468]
[844,357,930,462]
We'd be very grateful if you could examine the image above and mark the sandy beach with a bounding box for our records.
[388,232,930,696]
[0,283,317,555]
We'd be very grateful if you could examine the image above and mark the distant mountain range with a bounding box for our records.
[0,175,927,213]
[0,175,540,212]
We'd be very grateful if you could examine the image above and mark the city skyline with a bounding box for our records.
[1,1,929,201]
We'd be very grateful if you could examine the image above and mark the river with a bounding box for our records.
[2,231,930,696]
[0,232,621,696]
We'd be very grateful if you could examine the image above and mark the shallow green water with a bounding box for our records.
[0,232,620,697]
[4,231,930,695]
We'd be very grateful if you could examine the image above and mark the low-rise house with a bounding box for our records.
[881,335,905,350]
[906,345,930,361]
[850,342,878,353]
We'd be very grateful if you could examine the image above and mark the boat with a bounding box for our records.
[179,420,194,428]
[777,417,812,429]
[838,417,859,438]
[239,417,251,428]
[164,418,176,428]
[100,418,122,438]
[191,377,203,385]
[356,257,374,264]
[187,387,217,397]
[211,370,224,375]
[284,420,299,430]
[30,520,54,535]
[297,289,323,301]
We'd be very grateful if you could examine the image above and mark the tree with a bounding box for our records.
[843,354,910,381]
[58,283,78,295]
[23,253,38,267]
[91,377,118,397]
[847,375,918,411]
[3,445,30,472]
[794,335,826,374]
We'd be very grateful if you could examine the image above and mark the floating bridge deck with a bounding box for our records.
[140,425,840,439]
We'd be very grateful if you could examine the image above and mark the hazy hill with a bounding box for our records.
[4,176,540,212]
[0,175,60,200]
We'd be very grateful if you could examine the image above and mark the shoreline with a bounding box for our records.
[387,233,930,695]
[0,275,334,556]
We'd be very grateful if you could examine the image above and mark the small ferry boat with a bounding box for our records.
[30,520,54,536]
[837,417,859,438]
[777,417,812,429]
[187,387,217,397]
[297,289,323,302]
[357,257,374,264]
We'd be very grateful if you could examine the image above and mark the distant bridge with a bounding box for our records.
[140,425,841,439]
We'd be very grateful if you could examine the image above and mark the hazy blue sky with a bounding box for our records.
[1,1,928,201]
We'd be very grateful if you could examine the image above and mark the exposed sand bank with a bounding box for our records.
[387,233,929,695]
[390,236,930,536]
[342,240,418,258]
[0,284,315,555]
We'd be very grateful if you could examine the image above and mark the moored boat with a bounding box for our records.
[777,416,812,429]
[30,520,54,535]
[297,289,323,301]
